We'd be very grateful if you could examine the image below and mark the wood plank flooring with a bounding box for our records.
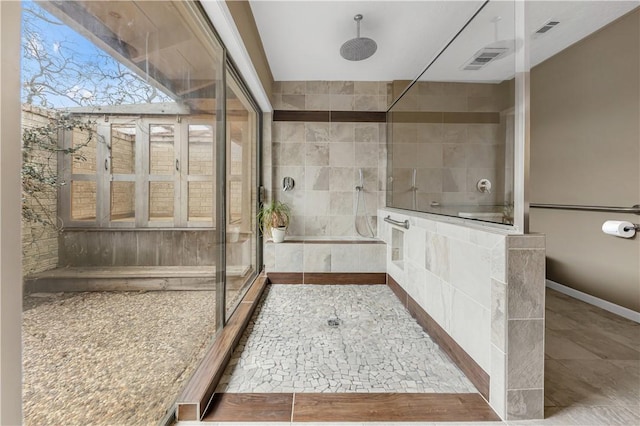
[541,289,640,423]
[202,392,499,422]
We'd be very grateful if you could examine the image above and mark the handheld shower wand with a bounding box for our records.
[355,168,376,238]
[411,168,417,210]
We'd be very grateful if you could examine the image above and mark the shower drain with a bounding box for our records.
[327,317,341,327]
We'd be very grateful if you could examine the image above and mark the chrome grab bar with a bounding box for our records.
[384,215,410,229]
[530,203,640,215]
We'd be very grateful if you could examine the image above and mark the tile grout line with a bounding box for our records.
[291,392,296,423]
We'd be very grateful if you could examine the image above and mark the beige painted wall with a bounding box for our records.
[225,0,274,97]
[530,8,640,311]
[0,1,24,423]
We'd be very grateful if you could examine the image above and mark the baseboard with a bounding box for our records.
[546,279,640,324]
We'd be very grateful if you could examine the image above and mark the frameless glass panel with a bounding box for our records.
[149,182,174,222]
[150,125,175,176]
[70,181,97,221]
[110,181,135,222]
[188,124,214,175]
[225,73,258,319]
[188,181,213,222]
[387,0,516,225]
[110,125,136,174]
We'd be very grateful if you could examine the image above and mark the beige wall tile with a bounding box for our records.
[416,143,443,168]
[305,122,330,142]
[354,81,379,95]
[331,244,359,272]
[330,167,355,191]
[354,123,379,143]
[303,244,331,272]
[507,234,545,249]
[507,319,544,389]
[281,94,305,110]
[330,191,353,215]
[507,389,544,420]
[330,81,354,95]
[274,243,303,271]
[330,94,355,111]
[330,122,355,142]
[303,191,330,216]
[392,143,418,168]
[354,94,380,111]
[305,166,331,191]
[442,168,466,192]
[281,81,306,94]
[416,168,444,193]
[304,215,330,236]
[306,81,330,94]
[273,121,305,143]
[278,143,305,166]
[507,249,546,319]
[305,143,330,166]
[491,278,507,351]
[443,144,467,168]
[329,143,355,167]
[305,94,331,110]
[490,345,507,418]
[354,143,378,168]
[330,215,355,237]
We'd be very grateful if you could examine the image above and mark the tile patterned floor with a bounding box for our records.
[216,284,476,394]
[194,287,640,426]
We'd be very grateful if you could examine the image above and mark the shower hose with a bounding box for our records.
[355,186,376,238]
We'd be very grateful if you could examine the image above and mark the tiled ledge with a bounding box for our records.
[266,238,384,244]
[264,239,386,273]
[267,272,386,285]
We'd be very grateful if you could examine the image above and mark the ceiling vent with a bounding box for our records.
[462,47,509,71]
[534,20,560,36]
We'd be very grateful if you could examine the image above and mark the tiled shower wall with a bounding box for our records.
[388,81,513,215]
[379,207,545,420]
[270,81,389,238]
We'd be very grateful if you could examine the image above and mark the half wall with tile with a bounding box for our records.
[378,207,545,420]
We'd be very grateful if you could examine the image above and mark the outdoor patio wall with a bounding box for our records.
[378,207,545,420]
[22,105,59,275]
[58,229,217,267]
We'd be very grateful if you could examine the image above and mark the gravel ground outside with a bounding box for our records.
[23,291,217,426]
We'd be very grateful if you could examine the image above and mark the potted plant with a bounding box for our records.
[258,200,291,243]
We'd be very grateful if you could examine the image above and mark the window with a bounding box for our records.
[61,116,216,228]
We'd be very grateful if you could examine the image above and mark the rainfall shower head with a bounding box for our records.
[340,14,377,61]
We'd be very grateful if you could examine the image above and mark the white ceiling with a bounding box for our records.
[249,0,639,83]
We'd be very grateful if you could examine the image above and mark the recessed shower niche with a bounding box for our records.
[391,227,404,269]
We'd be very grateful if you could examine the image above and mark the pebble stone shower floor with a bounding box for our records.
[217,284,477,394]
[22,291,217,426]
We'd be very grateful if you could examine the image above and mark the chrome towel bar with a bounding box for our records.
[530,203,640,215]
[384,215,410,229]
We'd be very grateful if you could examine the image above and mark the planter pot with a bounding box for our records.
[271,227,286,243]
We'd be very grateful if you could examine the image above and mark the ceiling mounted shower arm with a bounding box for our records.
[340,13,377,61]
